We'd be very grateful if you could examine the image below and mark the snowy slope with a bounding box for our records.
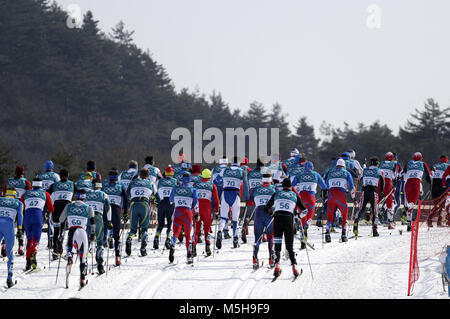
[0,223,447,299]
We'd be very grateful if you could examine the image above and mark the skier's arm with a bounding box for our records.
[89,206,95,236]
[212,184,220,212]
[295,193,307,212]
[281,163,287,173]
[423,162,432,184]
[247,188,255,207]
[291,176,299,188]
[45,192,54,213]
[316,173,328,190]
[242,174,249,201]
[121,185,128,214]
[263,194,276,214]
[16,201,24,228]
[104,196,112,222]
[25,180,32,190]
[58,204,69,224]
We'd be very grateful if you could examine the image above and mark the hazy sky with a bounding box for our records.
[55,0,450,136]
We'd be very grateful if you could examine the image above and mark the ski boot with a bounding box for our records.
[97,262,105,275]
[153,236,159,249]
[292,264,300,277]
[253,258,260,270]
[223,229,231,239]
[427,218,433,228]
[125,237,132,256]
[17,245,24,256]
[330,227,336,233]
[1,243,6,257]
[316,220,323,227]
[80,262,88,288]
[187,252,193,264]
[6,273,14,288]
[273,263,282,278]
[30,253,37,269]
[140,241,147,257]
[325,231,331,243]
[353,223,359,237]
[300,241,306,250]
[115,256,121,266]
[192,245,197,258]
[407,222,411,232]
[268,257,275,268]
[233,236,239,248]
[241,228,247,244]
[341,234,348,242]
[205,243,212,256]
[216,231,222,249]
[52,251,59,261]
[169,245,175,263]
[372,225,379,237]
[197,235,203,244]
[388,221,395,230]
[178,231,184,243]
[164,237,171,250]
[437,216,443,227]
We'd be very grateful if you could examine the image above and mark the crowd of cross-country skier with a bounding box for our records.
[0,149,449,288]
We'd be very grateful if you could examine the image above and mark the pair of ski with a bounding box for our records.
[271,269,303,282]
[65,263,88,291]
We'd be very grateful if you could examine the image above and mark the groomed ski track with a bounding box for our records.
[0,223,447,299]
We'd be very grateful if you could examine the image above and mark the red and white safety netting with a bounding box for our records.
[408,189,450,296]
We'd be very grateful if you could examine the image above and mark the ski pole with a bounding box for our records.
[299,221,314,280]
[55,226,66,285]
[212,215,219,259]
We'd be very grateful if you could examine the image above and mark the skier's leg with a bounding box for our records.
[110,205,121,256]
[284,215,296,265]
[94,212,104,266]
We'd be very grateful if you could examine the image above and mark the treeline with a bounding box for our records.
[0,0,449,185]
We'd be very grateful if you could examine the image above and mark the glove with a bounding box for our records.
[16,227,23,240]
[351,189,356,200]
[107,221,113,230]
[90,233,96,242]
[293,214,300,226]
[122,214,129,223]
[215,212,220,220]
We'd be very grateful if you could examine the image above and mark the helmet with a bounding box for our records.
[290,148,299,157]
[341,152,350,159]
[413,152,423,161]
[336,159,346,167]
[84,171,93,180]
[5,188,17,198]
[32,178,43,188]
[201,169,212,179]
[440,155,448,163]
[165,166,174,176]
[128,160,138,169]
[15,166,25,177]
[44,160,54,171]
[109,169,119,181]
[348,150,356,159]
[261,167,271,176]
[385,152,394,161]
[192,164,202,174]
[177,153,186,164]
[240,157,249,166]
[369,157,380,166]
[219,157,228,165]
[305,161,314,171]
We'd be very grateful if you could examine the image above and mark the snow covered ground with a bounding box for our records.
[0,222,448,299]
